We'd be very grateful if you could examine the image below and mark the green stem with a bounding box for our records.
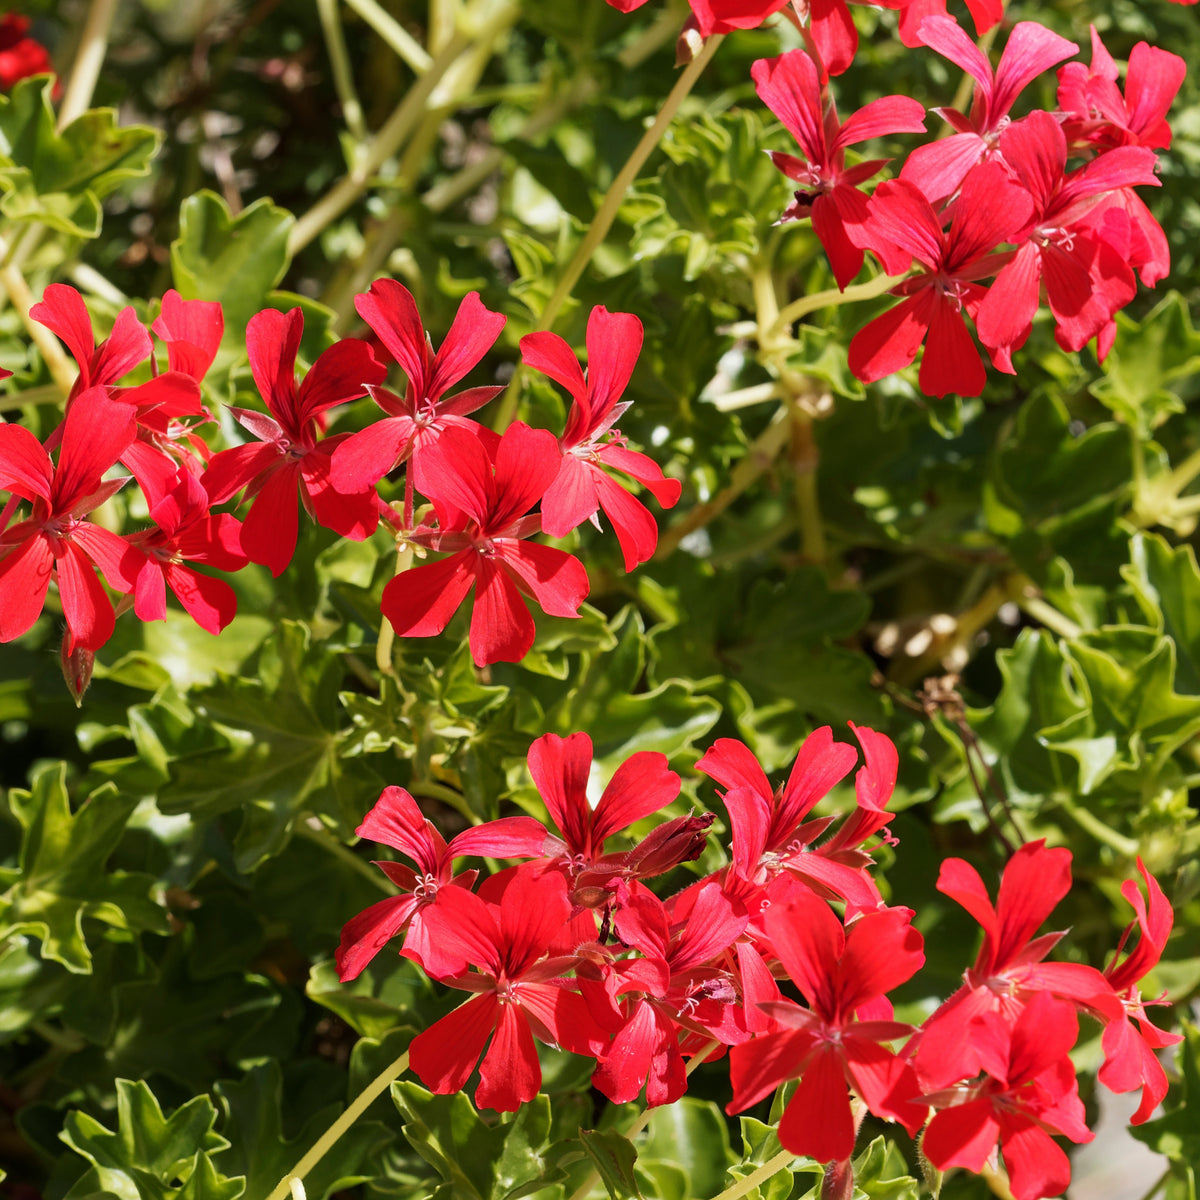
[317,0,369,150]
[289,10,518,256]
[266,1050,410,1200]
[0,383,60,411]
[293,821,392,893]
[1014,588,1082,641]
[377,543,413,675]
[1168,444,1200,494]
[57,0,119,129]
[655,406,793,560]
[0,234,76,396]
[1135,1167,1171,1200]
[567,1041,721,1200]
[1057,798,1139,857]
[711,1149,797,1200]
[491,33,724,430]
[770,272,904,341]
[343,0,434,73]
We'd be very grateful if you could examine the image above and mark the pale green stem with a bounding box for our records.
[266,1050,410,1200]
[0,383,60,411]
[655,406,793,559]
[538,33,722,335]
[770,272,904,341]
[0,234,75,396]
[343,0,434,73]
[710,1149,797,1200]
[68,261,128,306]
[709,381,783,412]
[376,543,412,675]
[288,24,484,255]
[980,1162,1018,1200]
[946,23,1002,121]
[1014,588,1082,641]
[1168,444,1200,494]
[492,34,723,431]
[294,821,392,892]
[429,0,458,54]
[423,74,597,213]
[1057,798,1139,857]
[317,0,369,150]
[57,0,119,129]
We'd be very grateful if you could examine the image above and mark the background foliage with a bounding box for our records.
[1,0,1199,1196]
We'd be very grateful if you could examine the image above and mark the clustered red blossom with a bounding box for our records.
[608,2,1183,399]
[339,727,1180,1200]
[0,13,53,91]
[0,284,681,680]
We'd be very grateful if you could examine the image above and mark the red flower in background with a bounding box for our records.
[899,17,1078,205]
[848,162,1033,397]
[0,13,53,91]
[604,0,790,36]
[331,280,506,497]
[921,993,1093,1200]
[728,881,927,1163]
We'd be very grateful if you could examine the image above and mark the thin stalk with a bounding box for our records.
[1135,1167,1171,1200]
[67,261,128,306]
[376,543,413,675]
[317,0,369,150]
[1168,444,1200,494]
[1014,589,1082,641]
[293,821,392,893]
[654,405,792,559]
[539,33,722,334]
[288,24,484,255]
[492,33,724,430]
[0,383,60,411]
[1057,798,1139,857]
[709,1149,796,1200]
[771,272,904,340]
[790,408,825,563]
[343,0,433,73]
[979,1163,1017,1200]
[0,235,76,396]
[265,1050,410,1200]
[423,74,597,213]
[57,0,119,129]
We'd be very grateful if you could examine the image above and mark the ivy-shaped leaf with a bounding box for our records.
[59,1079,239,1200]
[0,76,160,236]
[0,763,167,973]
[170,190,295,355]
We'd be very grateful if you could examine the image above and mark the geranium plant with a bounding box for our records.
[0,2,1197,1200]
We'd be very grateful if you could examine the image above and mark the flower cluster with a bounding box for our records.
[0,13,53,91]
[339,725,1179,1200]
[758,23,1179,397]
[0,284,680,678]
[606,1,1182,400]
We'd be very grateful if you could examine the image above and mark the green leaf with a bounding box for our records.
[0,77,159,236]
[1091,292,1200,437]
[59,1079,237,1200]
[1124,533,1200,694]
[170,191,295,354]
[0,763,167,973]
[391,1081,506,1200]
[154,621,373,870]
[214,1060,390,1200]
[851,1135,920,1200]
[640,1098,734,1198]
[578,1127,643,1200]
